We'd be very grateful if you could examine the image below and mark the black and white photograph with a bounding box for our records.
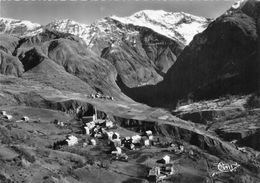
[0,0,259,182]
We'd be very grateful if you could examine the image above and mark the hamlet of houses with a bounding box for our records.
[0,110,31,122]
[88,93,114,101]
[78,109,183,180]
[1,108,183,181]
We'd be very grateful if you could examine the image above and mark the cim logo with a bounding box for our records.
[217,162,240,172]
[212,161,240,177]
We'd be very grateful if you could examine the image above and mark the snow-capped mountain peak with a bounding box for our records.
[0,17,43,36]
[111,10,210,45]
[131,9,206,23]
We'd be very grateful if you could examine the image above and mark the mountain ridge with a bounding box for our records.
[0,10,210,46]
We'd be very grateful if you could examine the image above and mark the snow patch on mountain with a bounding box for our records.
[46,18,116,47]
[46,19,91,38]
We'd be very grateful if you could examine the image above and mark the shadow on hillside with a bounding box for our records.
[115,75,177,109]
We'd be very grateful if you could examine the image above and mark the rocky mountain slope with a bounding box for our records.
[165,0,259,98]
[119,0,259,107]
[0,29,132,101]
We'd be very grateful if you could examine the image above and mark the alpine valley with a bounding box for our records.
[0,0,259,183]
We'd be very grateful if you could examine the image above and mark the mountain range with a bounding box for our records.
[0,0,259,107]
[0,10,210,88]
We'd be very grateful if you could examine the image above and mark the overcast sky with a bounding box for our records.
[0,0,234,25]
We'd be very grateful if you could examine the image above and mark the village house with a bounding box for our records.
[141,136,150,147]
[148,166,161,182]
[4,114,12,120]
[125,136,131,141]
[106,131,114,140]
[82,106,97,123]
[83,142,88,147]
[21,116,29,122]
[148,163,174,182]
[105,120,114,129]
[130,143,135,150]
[57,121,65,127]
[146,130,153,136]
[0,111,7,115]
[86,121,95,130]
[148,135,154,141]
[145,130,154,141]
[162,155,170,164]
[161,164,175,175]
[90,139,97,146]
[66,135,78,146]
[179,145,184,152]
[84,126,90,135]
[111,147,122,155]
[237,147,247,153]
[132,135,141,144]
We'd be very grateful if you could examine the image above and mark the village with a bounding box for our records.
[0,101,250,183]
[1,108,186,182]
[52,108,187,182]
